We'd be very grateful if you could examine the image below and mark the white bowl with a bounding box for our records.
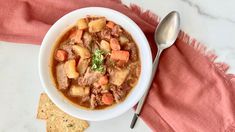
[39,7,152,121]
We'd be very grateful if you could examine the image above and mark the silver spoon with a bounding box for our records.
[130,11,180,129]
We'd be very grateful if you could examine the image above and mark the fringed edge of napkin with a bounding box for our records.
[127,3,235,131]
[128,3,235,81]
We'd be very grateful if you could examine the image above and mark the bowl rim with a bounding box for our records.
[38,7,152,121]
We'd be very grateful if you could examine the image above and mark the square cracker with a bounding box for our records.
[36,93,89,131]
[37,93,63,119]
[37,93,56,119]
[47,113,88,132]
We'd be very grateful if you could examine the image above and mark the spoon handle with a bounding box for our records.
[130,49,162,129]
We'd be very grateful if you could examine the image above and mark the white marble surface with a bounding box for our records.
[123,0,235,74]
[0,0,235,132]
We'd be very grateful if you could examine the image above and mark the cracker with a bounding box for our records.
[37,93,89,132]
[47,114,89,132]
[37,93,55,119]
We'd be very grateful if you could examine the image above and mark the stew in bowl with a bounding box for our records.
[39,7,152,121]
[51,16,141,110]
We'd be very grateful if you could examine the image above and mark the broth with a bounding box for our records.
[51,16,141,110]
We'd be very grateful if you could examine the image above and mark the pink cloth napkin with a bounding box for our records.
[1,0,235,131]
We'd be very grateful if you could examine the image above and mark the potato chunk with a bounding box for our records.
[72,45,91,59]
[77,59,90,75]
[110,68,129,86]
[119,35,129,45]
[100,40,110,52]
[69,85,90,97]
[88,18,106,33]
[77,18,88,30]
[64,59,79,79]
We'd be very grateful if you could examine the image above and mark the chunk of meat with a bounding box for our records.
[110,38,120,50]
[90,94,97,109]
[123,42,138,61]
[54,49,67,62]
[110,50,129,62]
[91,42,100,53]
[111,25,122,37]
[100,27,111,40]
[91,87,102,95]
[60,44,77,59]
[102,93,114,105]
[90,93,104,109]
[90,32,99,43]
[105,57,115,68]
[109,68,129,86]
[56,64,69,90]
[120,82,132,91]
[82,32,92,50]
[110,85,126,103]
[77,67,103,86]
[95,94,104,106]
[64,59,79,79]
[69,85,90,97]
[77,77,86,86]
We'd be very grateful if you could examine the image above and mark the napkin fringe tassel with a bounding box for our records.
[126,2,235,132]
[128,4,235,81]
[178,31,235,80]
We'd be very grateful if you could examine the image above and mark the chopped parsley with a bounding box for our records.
[91,49,105,72]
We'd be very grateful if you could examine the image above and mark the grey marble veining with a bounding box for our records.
[123,0,235,73]
[179,0,235,24]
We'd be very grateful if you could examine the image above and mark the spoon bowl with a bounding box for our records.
[155,11,180,49]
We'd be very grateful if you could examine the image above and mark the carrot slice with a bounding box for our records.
[106,21,115,29]
[98,76,108,85]
[69,29,77,38]
[102,93,114,105]
[69,29,83,43]
[116,60,126,67]
[110,50,129,62]
[55,49,67,62]
[110,38,120,50]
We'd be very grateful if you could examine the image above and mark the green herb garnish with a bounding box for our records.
[91,49,105,72]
